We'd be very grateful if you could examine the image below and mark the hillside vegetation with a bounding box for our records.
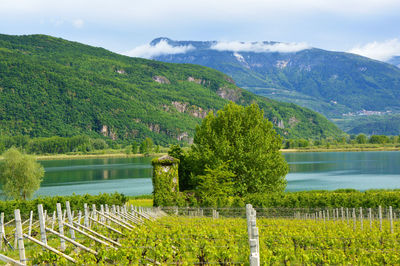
[152,38,400,134]
[0,34,342,144]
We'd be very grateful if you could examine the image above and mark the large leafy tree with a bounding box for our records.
[0,147,44,200]
[189,102,288,195]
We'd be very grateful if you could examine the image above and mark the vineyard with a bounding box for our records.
[1,204,400,265]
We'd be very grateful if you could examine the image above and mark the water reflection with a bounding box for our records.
[1,152,398,197]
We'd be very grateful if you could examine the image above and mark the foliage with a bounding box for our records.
[339,114,400,135]
[139,137,154,155]
[22,215,400,265]
[151,157,181,206]
[0,34,342,144]
[0,147,44,200]
[196,164,235,207]
[153,38,400,121]
[245,190,400,208]
[189,102,289,196]
[0,135,109,154]
[167,145,194,191]
[0,192,127,220]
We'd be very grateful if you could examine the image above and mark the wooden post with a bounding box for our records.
[78,211,82,225]
[379,205,383,231]
[23,234,76,263]
[65,201,75,240]
[341,207,344,222]
[51,211,56,230]
[352,208,356,231]
[360,207,363,230]
[38,204,47,245]
[14,209,26,265]
[28,211,33,237]
[84,203,89,228]
[0,254,25,266]
[369,208,372,229]
[56,203,66,251]
[346,208,349,225]
[46,227,97,255]
[72,222,121,247]
[389,206,393,234]
[92,204,97,221]
[0,212,4,250]
[100,205,105,223]
[63,223,115,248]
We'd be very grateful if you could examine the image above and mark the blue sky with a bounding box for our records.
[1,0,400,61]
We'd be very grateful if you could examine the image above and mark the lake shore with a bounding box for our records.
[281,146,400,153]
[34,152,167,161]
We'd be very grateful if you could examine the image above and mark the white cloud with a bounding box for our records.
[348,39,400,61]
[211,41,310,53]
[124,40,195,58]
[72,19,84,28]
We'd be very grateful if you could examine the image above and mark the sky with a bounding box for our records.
[1,0,400,61]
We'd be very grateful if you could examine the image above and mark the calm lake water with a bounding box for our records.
[15,151,400,197]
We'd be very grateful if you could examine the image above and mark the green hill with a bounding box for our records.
[0,34,342,144]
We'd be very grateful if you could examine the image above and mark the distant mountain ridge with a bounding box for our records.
[0,34,343,143]
[388,56,400,68]
[151,38,400,124]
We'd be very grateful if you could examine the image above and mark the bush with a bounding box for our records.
[0,192,128,220]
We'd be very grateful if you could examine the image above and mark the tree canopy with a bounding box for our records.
[0,147,44,200]
[185,102,289,196]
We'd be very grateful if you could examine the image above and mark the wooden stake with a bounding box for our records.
[353,208,356,231]
[46,227,97,255]
[28,211,33,237]
[14,209,26,265]
[389,206,393,234]
[65,201,75,240]
[72,222,121,247]
[38,204,47,245]
[23,234,76,263]
[0,254,25,266]
[379,205,383,231]
[89,217,125,236]
[369,208,372,229]
[0,212,4,250]
[94,211,133,231]
[360,207,363,230]
[84,203,89,228]
[63,223,115,248]
[56,203,66,251]
[341,207,344,222]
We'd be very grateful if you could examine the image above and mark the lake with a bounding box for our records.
[15,151,400,197]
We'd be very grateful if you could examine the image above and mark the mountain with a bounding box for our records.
[0,34,342,144]
[151,38,400,134]
[388,56,400,68]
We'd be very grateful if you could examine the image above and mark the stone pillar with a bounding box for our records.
[151,155,180,206]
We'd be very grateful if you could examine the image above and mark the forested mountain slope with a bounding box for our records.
[0,34,342,144]
[152,38,400,124]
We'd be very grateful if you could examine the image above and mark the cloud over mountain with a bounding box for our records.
[349,39,400,61]
[210,41,310,53]
[125,40,194,58]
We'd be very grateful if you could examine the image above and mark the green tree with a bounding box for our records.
[356,134,367,144]
[0,148,44,200]
[131,141,139,154]
[139,137,154,155]
[196,163,235,207]
[189,102,289,195]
